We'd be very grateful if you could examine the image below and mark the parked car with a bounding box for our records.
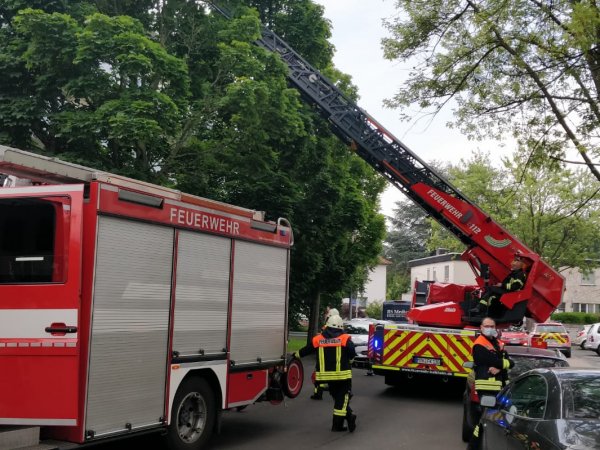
[583,322,600,355]
[343,319,370,369]
[462,345,569,442]
[501,326,529,346]
[574,324,592,349]
[528,322,571,358]
[479,369,600,449]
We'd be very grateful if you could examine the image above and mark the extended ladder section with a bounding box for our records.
[208,3,565,323]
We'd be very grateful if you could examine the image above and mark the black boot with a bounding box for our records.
[346,413,357,432]
[331,416,347,432]
[310,392,322,400]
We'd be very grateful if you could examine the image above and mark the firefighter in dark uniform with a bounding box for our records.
[296,314,357,432]
[310,308,340,400]
[471,256,528,316]
[468,317,514,450]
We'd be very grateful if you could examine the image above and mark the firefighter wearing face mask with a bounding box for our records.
[468,317,514,450]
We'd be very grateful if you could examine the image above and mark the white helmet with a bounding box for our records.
[325,308,339,320]
[326,314,344,329]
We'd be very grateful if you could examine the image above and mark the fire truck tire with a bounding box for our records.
[282,356,304,398]
[166,377,216,450]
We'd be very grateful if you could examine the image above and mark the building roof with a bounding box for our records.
[408,252,463,268]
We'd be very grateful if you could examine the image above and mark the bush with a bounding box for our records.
[551,312,600,324]
[365,300,383,319]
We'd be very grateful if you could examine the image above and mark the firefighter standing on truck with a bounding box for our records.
[468,317,514,450]
[296,314,357,432]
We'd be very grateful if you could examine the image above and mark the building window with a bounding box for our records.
[557,302,565,312]
[432,268,437,281]
[572,303,580,312]
[444,265,450,282]
[581,271,596,286]
[426,268,431,280]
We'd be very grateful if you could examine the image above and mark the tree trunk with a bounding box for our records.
[307,290,321,346]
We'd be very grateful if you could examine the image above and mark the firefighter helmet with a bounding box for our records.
[326,314,344,329]
[325,308,339,320]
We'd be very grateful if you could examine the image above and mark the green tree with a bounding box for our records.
[383,0,600,181]
[425,152,600,270]
[0,1,387,340]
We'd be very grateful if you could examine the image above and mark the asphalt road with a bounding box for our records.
[97,347,600,450]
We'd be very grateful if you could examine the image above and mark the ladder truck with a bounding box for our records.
[208,2,565,382]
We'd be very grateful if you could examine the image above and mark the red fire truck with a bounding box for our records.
[0,146,303,449]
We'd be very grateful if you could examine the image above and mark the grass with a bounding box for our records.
[287,336,306,352]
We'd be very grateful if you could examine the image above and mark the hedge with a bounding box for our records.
[550,312,600,324]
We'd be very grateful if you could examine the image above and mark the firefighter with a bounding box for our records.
[470,256,528,316]
[296,314,357,432]
[468,317,514,450]
[310,307,341,400]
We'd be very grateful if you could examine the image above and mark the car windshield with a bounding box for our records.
[535,325,566,333]
[510,356,569,378]
[562,374,600,419]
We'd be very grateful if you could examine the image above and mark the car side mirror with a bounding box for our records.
[463,361,474,369]
[480,395,497,408]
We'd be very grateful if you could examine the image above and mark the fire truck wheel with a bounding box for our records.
[282,357,304,398]
[166,377,216,450]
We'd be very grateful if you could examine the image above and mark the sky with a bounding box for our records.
[312,0,502,218]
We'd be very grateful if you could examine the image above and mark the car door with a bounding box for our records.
[502,374,549,450]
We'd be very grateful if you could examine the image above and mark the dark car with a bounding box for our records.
[479,369,600,450]
[462,345,569,442]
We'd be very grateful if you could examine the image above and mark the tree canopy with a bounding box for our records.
[383,0,600,181]
[0,0,387,332]
[426,152,600,271]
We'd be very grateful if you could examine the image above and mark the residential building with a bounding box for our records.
[342,257,391,317]
[408,251,476,290]
[561,267,600,313]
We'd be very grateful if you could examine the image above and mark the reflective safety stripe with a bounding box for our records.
[502,358,510,369]
[333,393,350,416]
[473,424,480,438]
[475,378,503,391]
[315,370,352,381]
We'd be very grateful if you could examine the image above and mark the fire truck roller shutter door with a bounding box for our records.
[173,231,230,357]
[230,241,288,365]
[86,216,173,437]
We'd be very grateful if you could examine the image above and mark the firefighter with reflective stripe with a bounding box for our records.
[296,314,357,432]
[310,308,341,400]
[471,256,527,316]
[468,317,514,450]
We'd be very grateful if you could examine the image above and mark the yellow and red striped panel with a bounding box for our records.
[380,328,476,377]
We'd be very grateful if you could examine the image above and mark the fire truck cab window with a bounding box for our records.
[0,197,69,284]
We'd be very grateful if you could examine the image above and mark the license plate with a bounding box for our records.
[413,356,442,366]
